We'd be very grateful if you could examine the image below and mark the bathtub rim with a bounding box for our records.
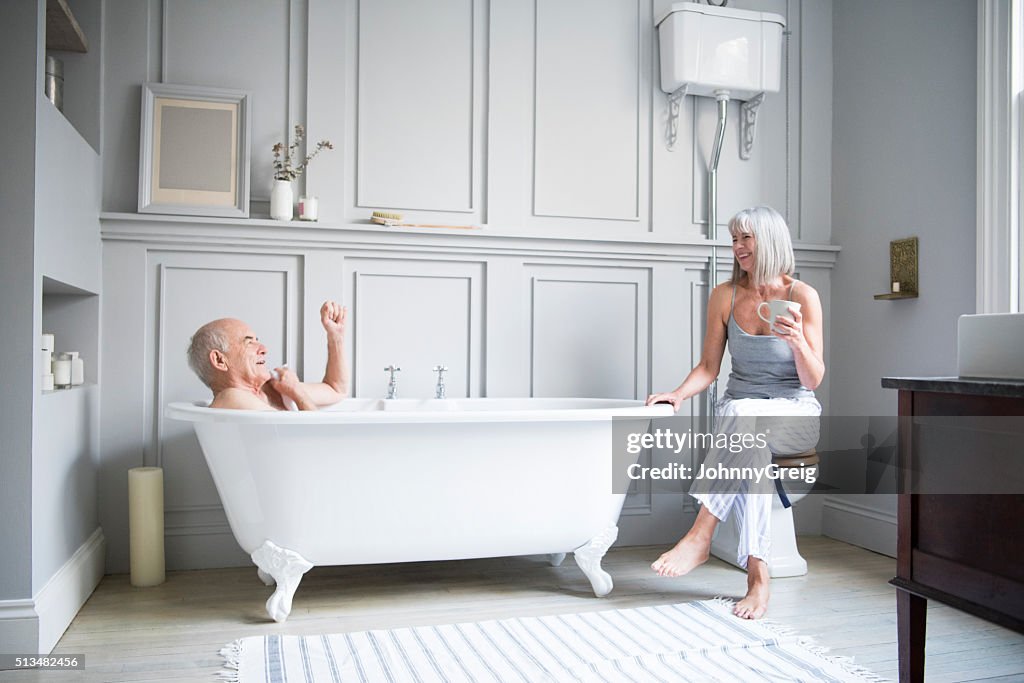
[166,397,675,424]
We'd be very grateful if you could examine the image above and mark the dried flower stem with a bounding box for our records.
[273,124,334,181]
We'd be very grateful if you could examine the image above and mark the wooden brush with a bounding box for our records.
[370,211,480,230]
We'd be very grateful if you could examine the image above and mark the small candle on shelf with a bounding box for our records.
[892,281,901,293]
[298,196,319,221]
[53,353,72,388]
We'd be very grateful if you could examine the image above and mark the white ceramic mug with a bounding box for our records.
[757,299,801,326]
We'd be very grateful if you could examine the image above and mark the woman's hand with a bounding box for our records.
[645,391,682,411]
[771,306,806,350]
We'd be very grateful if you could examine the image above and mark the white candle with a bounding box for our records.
[53,353,72,388]
[298,196,319,221]
[892,281,900,293]
[129,467,166,587]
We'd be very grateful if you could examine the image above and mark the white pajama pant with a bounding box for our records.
[690,395,821,569]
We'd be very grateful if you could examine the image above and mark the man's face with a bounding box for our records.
[219,319,271,385]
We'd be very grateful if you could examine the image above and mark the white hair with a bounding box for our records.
[186,321,231,389]
[728,206,795,288]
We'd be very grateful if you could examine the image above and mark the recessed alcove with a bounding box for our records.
[41,275,99,390]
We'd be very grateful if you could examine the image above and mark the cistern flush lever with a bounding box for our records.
[384,365,401,399]
[433,365,448,399]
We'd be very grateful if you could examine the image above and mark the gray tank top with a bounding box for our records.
[724,282,815,401]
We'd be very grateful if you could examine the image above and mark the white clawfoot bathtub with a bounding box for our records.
[167,398,672,622]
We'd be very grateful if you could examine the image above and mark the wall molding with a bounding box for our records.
[821,496,896,558]
[100,214,840,266]
[34,528,105,653]
[525,265,650,399]
[353,0,485,215]
[0,528,105,657]
[976,0,1021,313]
[531,0,648,224]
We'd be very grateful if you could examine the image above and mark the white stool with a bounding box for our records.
[709,449,819,578]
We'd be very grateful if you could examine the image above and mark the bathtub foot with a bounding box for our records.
[257,569,274,586]
[251,541,313,623]
[548,553,566,567]
[573,525,618,598]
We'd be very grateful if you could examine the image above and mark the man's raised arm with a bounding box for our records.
[302,300,349,407]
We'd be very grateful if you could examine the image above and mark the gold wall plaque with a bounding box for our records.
[890,237,918,295]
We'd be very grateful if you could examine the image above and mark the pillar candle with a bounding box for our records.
[53,354,72,388]
[129,467,166,587]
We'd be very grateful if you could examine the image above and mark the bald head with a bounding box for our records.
[187,318,239,389]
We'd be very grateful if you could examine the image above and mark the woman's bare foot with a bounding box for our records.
[651,505,720,578]
[733,556,770,619]
[650,530,712,577]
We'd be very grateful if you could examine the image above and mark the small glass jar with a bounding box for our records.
[297,196,319,221]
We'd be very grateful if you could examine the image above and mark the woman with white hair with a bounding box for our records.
[646,206,825,619]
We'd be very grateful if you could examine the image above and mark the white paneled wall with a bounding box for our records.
[99,0,836,570]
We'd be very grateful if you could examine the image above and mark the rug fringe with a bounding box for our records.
[709,597,890,682]
[795,637,892,683]
[218,639,243,682]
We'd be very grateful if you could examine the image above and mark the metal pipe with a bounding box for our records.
[706,93,729,433]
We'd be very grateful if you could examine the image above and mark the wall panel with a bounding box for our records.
[533,0,641,221]
[526,264,650,399]
[355,0,481,214]
[344,257,485,399]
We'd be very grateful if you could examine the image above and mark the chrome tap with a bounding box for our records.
[384,365,401,399]
[432,365,448,399]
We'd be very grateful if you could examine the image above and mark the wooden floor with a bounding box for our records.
[5,536,1024,682]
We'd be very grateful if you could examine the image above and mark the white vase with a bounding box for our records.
[270,179,294,220]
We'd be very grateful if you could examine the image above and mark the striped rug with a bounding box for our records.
[220,599,887,682]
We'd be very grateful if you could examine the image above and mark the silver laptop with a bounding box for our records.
[957,312,1024,380]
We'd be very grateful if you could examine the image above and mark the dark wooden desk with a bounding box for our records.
[882,376,1024,683]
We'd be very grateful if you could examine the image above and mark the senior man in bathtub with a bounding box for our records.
[186,300,348,411]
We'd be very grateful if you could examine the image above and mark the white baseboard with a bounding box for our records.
[821,496,897,558]
[34,527,106,654]
[0,599,39,654]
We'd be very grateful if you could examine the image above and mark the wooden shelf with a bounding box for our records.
[874,292,919,300]
[46,0,88,53]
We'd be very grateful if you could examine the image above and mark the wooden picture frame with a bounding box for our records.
[138,83,251,218]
